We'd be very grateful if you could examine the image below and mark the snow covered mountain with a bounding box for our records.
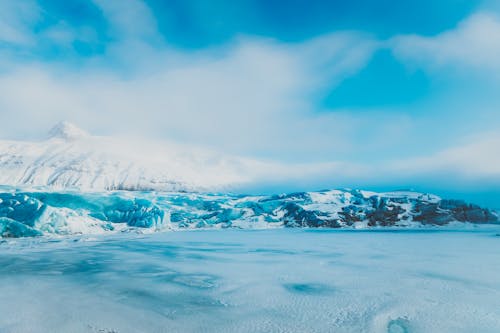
[0,188,497,237]
[0,121,271,192]
[0,122,497,238]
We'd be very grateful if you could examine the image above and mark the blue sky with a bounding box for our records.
[0,0,499,207]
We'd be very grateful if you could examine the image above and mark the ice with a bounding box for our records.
[0,188,497,238]
[0,217,42,237]
[1,229,500,332]
[0,190,169,237]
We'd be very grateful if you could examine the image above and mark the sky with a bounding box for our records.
[0,0,499,208]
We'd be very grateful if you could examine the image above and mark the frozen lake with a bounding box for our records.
[1,229,500,332]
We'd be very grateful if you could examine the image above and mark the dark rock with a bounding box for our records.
[366,204,404,226]
[282,202,324,227]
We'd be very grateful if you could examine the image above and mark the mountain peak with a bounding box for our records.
[47,121,89,141]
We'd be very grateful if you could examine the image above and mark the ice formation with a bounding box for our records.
[0,187,497,238]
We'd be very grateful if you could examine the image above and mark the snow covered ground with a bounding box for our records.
[1,229,500,333]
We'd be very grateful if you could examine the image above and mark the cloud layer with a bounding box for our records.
[0,0,499,203]
[392,13,500,71]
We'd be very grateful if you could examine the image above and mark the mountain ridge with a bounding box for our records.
[0,122,265,192]
[0,187,497,237]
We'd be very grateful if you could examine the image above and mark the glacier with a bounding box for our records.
[0,187,497,238]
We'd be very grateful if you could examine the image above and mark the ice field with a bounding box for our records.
[1,229,500,333]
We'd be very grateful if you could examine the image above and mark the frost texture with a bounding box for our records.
[0,188,497,238]
[2,230,500,332]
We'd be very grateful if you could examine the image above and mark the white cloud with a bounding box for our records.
[390,132,500,182]
[39,21,98,49]
[0,1,499,191]
[0,22,379,158]
[0,1,39,46]
[92,0,161,42]
[392,12,500,71]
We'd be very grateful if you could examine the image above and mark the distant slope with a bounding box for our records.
[0,122,268,191]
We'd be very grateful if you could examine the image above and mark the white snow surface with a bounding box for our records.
[0,122,272,191]
[1,229,500,333]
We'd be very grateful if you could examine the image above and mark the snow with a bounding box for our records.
[0,187,497,238]
[0,229,500,332]
[0,122,270,191]
[47,121,90,141]
[0,122,363,193]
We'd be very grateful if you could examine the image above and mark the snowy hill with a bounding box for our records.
[0,122,497,238]
[0,188,497,237]
[0,122,270,192]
